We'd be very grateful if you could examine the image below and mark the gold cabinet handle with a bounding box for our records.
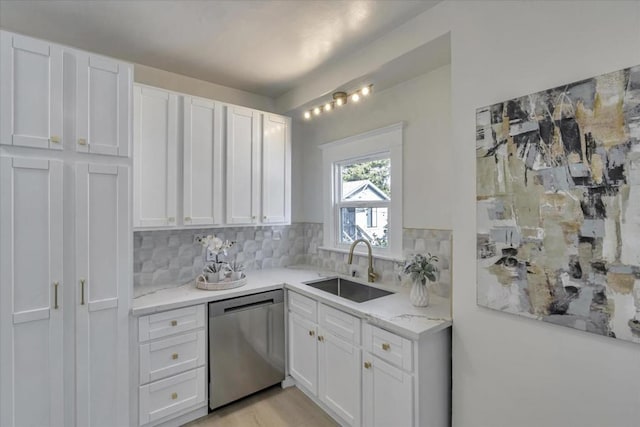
[184,217,191,222]
[50,135,61,144]
[167,217,175,223]
[308,330,315,337]
[382,343,390,351]
[171,320,178,327]
[78,138,87,146]
[80,279,85,305]
[364,361,372,369]
[172,353,179,360]
[171,392,178,400]
[53,282,59,309]
[318,335,324,342]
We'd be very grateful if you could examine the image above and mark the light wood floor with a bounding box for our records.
[184,386,339,427]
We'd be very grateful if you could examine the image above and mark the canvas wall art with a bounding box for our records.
[476,64,640,344]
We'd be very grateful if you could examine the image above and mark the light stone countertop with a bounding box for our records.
[131,266,452,341]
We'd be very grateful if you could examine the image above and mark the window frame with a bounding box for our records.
[320,122,403,259]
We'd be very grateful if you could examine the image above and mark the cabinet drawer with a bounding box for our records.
[288,291,317,321]
[140,330,206,384]
[139,304,206,342]
[139,367,206,426]
[364,324,413,371]
[319,303,361,345]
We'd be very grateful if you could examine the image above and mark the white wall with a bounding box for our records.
[449,1,640,427]
[292,64,452,229]
[134,63,274,111]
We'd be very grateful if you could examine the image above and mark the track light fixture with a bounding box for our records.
[303,85,373,120]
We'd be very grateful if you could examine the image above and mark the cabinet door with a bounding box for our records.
[362,353,413,427]
[75,163,130,427]
[0,156,64,427]
[183,96,223,226]
[288,312,318,394]
[76,52,132,156]
[226,105,260,224]
[318,330,361,426]
[0,31,63,149]
[133,85,178,227]
[261,114,291,224]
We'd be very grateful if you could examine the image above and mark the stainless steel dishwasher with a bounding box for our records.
[208,289,285,410]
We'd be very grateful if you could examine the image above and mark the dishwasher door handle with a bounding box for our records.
[209,289,284,318]
[223,299,274,314]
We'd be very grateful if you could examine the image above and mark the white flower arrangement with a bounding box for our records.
[201,235,235,280]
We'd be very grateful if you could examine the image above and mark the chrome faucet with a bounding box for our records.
[347,239,378,283]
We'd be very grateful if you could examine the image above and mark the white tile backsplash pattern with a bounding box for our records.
[133,223,452,298]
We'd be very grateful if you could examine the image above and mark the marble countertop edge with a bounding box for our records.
[131,267,452,340]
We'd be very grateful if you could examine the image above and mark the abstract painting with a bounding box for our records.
[476,65,640,344]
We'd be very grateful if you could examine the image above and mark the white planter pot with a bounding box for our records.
[410,281,430,307]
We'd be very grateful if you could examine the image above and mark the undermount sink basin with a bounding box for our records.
[302,277,392,303]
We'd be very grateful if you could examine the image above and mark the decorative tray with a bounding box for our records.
[195,273,247,291]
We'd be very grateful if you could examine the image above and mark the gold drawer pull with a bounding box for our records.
[318,335,324,342]
[167,217,175,223]
[171,320,178,327]
[50,135,60,144]
[382,343,390,351]
[184,217,191,222]
[308,330,315,337]
[172,353,179,360]
[364,361,372,369]
[171,392,178,400]
[78,138,87,146]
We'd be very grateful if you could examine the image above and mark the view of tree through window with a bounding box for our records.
[341,159,390,197]
[339,158,391,247]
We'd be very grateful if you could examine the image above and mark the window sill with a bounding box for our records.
[318,246,404,263]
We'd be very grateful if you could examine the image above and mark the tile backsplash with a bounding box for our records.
[133,223,452,298]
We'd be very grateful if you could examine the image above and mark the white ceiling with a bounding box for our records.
[0,0,440,99]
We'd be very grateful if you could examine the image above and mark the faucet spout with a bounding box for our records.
[347,239,377,283]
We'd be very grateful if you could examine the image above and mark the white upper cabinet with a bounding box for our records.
[76,52,132,156]
[132,84,292,229]
[75,163,130,427]
[0,156,64,427]
[261,114,291,224]
[183,96,223,226]
[226,105,260,225]
[133,85,178,228]
[0,32,63,150]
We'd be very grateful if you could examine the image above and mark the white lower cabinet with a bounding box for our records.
[287,290,451,427]
[318,329,361,426]
[136,304,207,427]
[287,291,361,426]
[362,352,413,427]
[288,312,318,394]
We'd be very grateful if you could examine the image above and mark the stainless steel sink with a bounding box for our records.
[302,277,392,303]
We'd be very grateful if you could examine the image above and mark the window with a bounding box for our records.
[338,157,390,247]
[320,123,403,258]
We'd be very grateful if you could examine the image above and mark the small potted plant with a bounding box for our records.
[403,253,439,307]
[228,261,245,281]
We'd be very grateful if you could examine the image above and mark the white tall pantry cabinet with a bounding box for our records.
[0,30,132,427]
